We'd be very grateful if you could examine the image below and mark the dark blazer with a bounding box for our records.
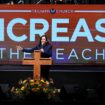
[22,43,52,58]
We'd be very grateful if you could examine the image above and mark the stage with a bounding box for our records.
[0,64,105,103]
[0,64,105,88]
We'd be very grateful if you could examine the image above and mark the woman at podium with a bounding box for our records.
[17,35,52,80]
[17,35,52,58]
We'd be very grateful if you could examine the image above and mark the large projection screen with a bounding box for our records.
[0,5,105,65]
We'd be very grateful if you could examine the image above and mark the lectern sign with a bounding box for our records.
[23,50,52,79]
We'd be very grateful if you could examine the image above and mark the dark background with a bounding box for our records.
[0,0,105,4]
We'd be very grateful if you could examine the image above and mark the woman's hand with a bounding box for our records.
[40,48,44,53]
[17,45,23,51]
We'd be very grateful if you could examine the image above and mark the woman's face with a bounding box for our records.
[41,36,47,45]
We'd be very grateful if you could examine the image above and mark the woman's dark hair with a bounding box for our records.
[39,35,49,46]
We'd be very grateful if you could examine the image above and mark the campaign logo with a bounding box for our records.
[50,9,56,14]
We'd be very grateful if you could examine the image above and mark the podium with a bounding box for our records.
[23,50,52,80]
